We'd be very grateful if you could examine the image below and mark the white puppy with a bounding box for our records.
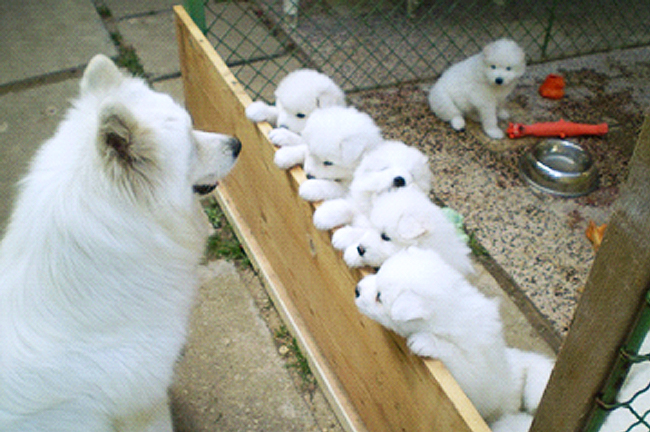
[600,333,650,432]
[313,140,432,231]
[355,247,554,428]
[428,38,526,139]
[0,55,240,431]
[299,106,383,202]
[245,69,345,168]
[337,186,472,275]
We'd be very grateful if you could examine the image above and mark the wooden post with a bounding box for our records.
[531,115,650,432]
[174,6,489,432]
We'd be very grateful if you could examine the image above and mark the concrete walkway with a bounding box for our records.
[0,1,553,430]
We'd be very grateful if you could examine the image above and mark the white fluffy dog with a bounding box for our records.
[0,55,240,431]
[245,69,345,168]
[600,334,650,432]
[299,106,383,202]
[312,140,432,231]
[335,186,472,275]
[355,247,554,428]
[428,38,526,139]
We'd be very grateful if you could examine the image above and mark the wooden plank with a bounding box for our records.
[531,115,650,432]
[174,6,489,432]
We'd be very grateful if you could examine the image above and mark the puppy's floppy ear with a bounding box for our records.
[340,134,372,163]
[81,55,124,96]
[396,214,430,240]
[390,291,429,322]
[97,102,156,169]
[315,86,345,109]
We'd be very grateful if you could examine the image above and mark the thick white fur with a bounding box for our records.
[355,247,554,428]
[0,55,240,431]
[600,334,650,432]
[336,186,472,274]
[313,140,431,231]
[299,106,383,202]
[428,38,526,139]
[244,69,345,168]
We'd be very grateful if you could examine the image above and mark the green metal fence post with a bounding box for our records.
[184,0,207,34]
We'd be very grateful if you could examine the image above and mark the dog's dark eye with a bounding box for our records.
[296,113,306,119]
[380,233,391,241]
[491,65,496,69]
[506,66,511,71]
[323,160,334,166]
[376,292,382,303]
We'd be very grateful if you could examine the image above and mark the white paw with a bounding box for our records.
[450,116,466,131]
[245,101,274,123]
[274,145,306,169]
[485,127,505,140]
[299,180,345,202]
[313,200,353,230]
[332,226,365,250]
[269,128,303,147]
[407,334,438,357]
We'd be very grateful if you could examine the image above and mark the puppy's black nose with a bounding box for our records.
[229,137,242,158]
[357,245,366,256]
[495,77,504,85]
[354,285,360,298]
[306,174,315,180]
[393,176,406,188]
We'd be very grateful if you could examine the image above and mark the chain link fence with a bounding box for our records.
[186,0,650,101]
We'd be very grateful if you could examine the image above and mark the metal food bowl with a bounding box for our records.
[519,139,598,197]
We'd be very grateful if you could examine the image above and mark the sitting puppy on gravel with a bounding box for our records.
[245,69,346,168]
[312,140,432,231]
[299,106,383,202]
[355,247,554,429]
[428,38,526,140]
[335,186,472,275]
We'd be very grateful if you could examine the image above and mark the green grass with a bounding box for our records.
[274,325,316,391]
[203,197,250,267]
[109,32,146,78]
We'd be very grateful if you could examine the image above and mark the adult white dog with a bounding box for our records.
[245,69,345,169]
[336,186,472,274]
[428,38,526,139]
[0,55,240,431]
[299,106,383,202]
[313,140,432,231]
[355,247,554,429]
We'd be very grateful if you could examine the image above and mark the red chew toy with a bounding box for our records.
[507,119,608,139]
[539,74,565,99]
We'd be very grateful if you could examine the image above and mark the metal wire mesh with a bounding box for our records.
[187,0,650,102]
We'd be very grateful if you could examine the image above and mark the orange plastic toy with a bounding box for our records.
[539,74,565,99]
[507,119,608,139]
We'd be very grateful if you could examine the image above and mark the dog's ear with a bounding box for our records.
[316,86,344,109]
[396,214,429,240]
[81,55,124,96]
[340,134,373,163]
[97,102,157,170]
[390,291,428,322]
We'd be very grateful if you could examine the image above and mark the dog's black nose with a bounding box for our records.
[354,285,360,298]
[495,77,504,85]
[229,137,242,158]
[357,245,366,256]
[193,184,217,195]
[393,176,406,188]
[306,174,315,180]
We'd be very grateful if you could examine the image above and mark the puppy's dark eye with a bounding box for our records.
[491,65,496,69]
[376,292,382,303]
[296,113,306,119]
[380,233,391,241]
[323,160,334,166]
[506,66,511,71]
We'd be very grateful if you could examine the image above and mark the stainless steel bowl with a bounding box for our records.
[519,139,598,197]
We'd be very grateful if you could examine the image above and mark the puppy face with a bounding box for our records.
[347,187,437,267]
[302,106,382,181]
[481,38,526,87]
[350,141,432,196]
[274,69,345,133]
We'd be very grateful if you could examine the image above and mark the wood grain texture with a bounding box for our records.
[175,7,489,431]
